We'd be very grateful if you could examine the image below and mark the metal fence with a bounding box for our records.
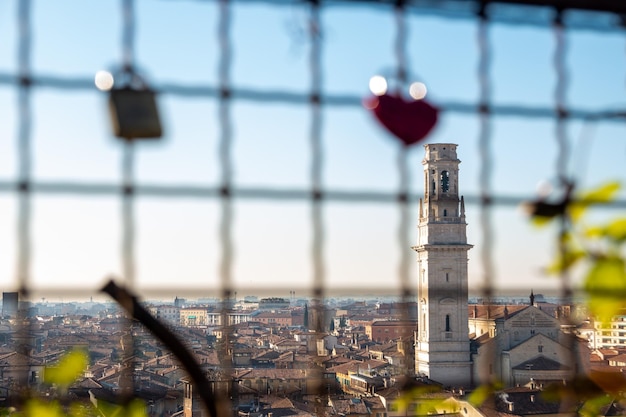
[2,0,624,300]
[1,0,626,412]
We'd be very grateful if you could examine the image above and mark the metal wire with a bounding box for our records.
[552,9,573,305]
[2,72,621,120]
[15,0,34,397]
[477,3,495,303]
[122,0,136,70]
[553,9,569,187]
[216,1,236,414]
[393,1,412,302]
[121,142,136,287]
[218,0,234,299]
[119,0,138,286]
[16,0,32,296]
[308,4,328,413]
[309,0,325,303]
[145,0,626,32]
[119,0,140,401]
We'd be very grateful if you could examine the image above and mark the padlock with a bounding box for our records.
[109,86,162,140]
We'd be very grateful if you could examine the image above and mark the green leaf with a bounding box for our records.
[584,256,626,322]
[467,384,494,407]
[530,215,555,228]
[45,349,89,387]
[546,232,587,275]
[546,248,585,275]
[68,403,92,417]
[414,398,453,416]
[571,181,620,222]
[579,395,612,417]
[583,226,605,239]
[93,401,123,417]
[92,399,146,417]
[605,218,626,242]
[126,399,147,417]
[24,399,64,417]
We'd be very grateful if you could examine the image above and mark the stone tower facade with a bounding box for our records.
[413,143,473,388]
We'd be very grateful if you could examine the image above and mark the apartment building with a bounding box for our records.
[180,307,209,327]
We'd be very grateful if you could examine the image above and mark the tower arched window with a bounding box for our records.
[440,171,450,192]
[445,315,451,332]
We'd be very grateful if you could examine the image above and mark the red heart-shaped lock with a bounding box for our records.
[365,93,439,147]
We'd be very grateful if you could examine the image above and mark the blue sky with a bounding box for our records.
[1,0,625,299]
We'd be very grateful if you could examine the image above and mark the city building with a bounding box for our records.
[2,292,18,318]
[206,311,252,326]
[258,298,290,311]
[365,320,417,344]
[251,310,296,327]
[469,299,587,387]
[148,304,180,327]
[412,144,587,389]
[180,307,209,327]
[585,309,626,350]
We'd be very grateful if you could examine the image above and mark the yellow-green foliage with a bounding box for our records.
[7,349,148,417]
[527,181,626,414]
[466,382,503,407]
[44,349,89,388]
[530,181,625,322]
[395,386,458,415]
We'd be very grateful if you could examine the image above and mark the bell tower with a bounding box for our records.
[413,143,472,388]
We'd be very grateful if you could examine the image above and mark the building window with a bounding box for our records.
[446,273,449,282]
[445,315,451,332]
[538,344,543,353]
[440,171,450,192]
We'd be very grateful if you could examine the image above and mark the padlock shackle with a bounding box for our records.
[115,65,150,90]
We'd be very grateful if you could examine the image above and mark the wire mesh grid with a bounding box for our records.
[1,0,626,414]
